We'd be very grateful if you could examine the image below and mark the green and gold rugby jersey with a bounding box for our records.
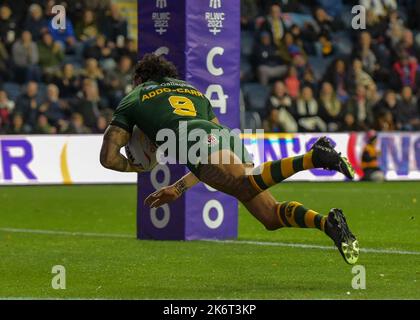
[110,77,216,144]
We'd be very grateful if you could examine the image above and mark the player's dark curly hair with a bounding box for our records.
[133,54,178,84]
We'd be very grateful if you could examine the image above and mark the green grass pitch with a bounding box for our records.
[0,182,419,299]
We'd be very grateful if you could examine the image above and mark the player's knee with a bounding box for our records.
[264,220,281,231]
[233,176,261,203]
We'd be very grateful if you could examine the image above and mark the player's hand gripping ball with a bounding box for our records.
[125,126,158,172]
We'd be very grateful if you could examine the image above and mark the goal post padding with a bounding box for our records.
[136,0,240,240]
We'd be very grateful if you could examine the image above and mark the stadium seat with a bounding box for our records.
[37,82,48,99]
[308,56,334,81]
[244,111,262,131]
[240,59,253,82]
[2,82,22,101]
[241,31,254,58]
[282,13,315,29]
[332,31,353,56]
[242,82,270,117]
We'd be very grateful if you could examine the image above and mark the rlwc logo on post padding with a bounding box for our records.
[156,0,167,9]
[206,0,225,35]
[210,0,222,9]
[153,1,170,35]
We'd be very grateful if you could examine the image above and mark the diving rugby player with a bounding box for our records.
[100,54,359,264]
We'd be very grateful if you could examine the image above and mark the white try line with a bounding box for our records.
[1,227,419,256]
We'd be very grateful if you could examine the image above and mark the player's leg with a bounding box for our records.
[249,137,355,193]
[199,151,328,233]
[197,150,359,264]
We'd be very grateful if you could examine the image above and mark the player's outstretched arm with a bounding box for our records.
[144,172,200,208]
[100,125,144,173]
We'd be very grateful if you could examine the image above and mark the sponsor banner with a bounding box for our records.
[1,132,419,185]
[0,135,136,185]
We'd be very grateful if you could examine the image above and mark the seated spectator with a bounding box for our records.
[353,32,380,77]
[38,32,64,81]
[373,89,399,121]
[75,9,99,42]
[6,113,32,134]
[339,113,364,131]
[0,5,17,50]
[398,29,417,60]
[104,55,133,107]
[94,115,108,134]
[278,32,307,68]
[318,82,344,132]
[253,31,287,85]
[346,85,374,130]
[38,84,67,125]
[360,0,397,20]
[117,38,138,66]
[259,4,286,49]
[392,53,419,91]
[348,59,375,92]
[65,112,91,134]
[366,83,381,109]
[263,80,296,132]
[0,41,10,82]
[313,7,336,39]
[322,59,351,102]
[284,66,300,98]
[83,34,117,71]
[395,86,420,130]
[47,8,78,53]
[54,64,81,99]
[292,86,327,132]
[0,90,14,128]
[312,6,343,56]
[374,108,395,131]
[241,0,259,30]
[11,30,41,83]
[318,34,335,57]
[72,79,108,129]
[24,4,48,41]
[364,9,388,40]
[33,114,56,134]
[101,3,128,46]
[14,81,41,129]
[386,10,405,48]
[81,58,104,86]
[301,67,318,92]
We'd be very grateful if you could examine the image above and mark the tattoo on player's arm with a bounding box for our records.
[174,179,188,196]
[100,125,131,172]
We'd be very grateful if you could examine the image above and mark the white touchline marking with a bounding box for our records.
[203,239,420,256]
[0,227,132,239]
[1,227,419,256]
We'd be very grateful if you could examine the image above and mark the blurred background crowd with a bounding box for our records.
[240,0,420,133]
[0,0,419,135]
[0,0,136,134]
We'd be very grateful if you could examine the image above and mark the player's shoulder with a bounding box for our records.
[115,84,149,111]
[159,77,198,90]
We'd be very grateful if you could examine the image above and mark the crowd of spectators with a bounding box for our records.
[241,0,420,132]
[0,0,135,134]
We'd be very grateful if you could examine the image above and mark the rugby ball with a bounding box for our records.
[125,126,158,171]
